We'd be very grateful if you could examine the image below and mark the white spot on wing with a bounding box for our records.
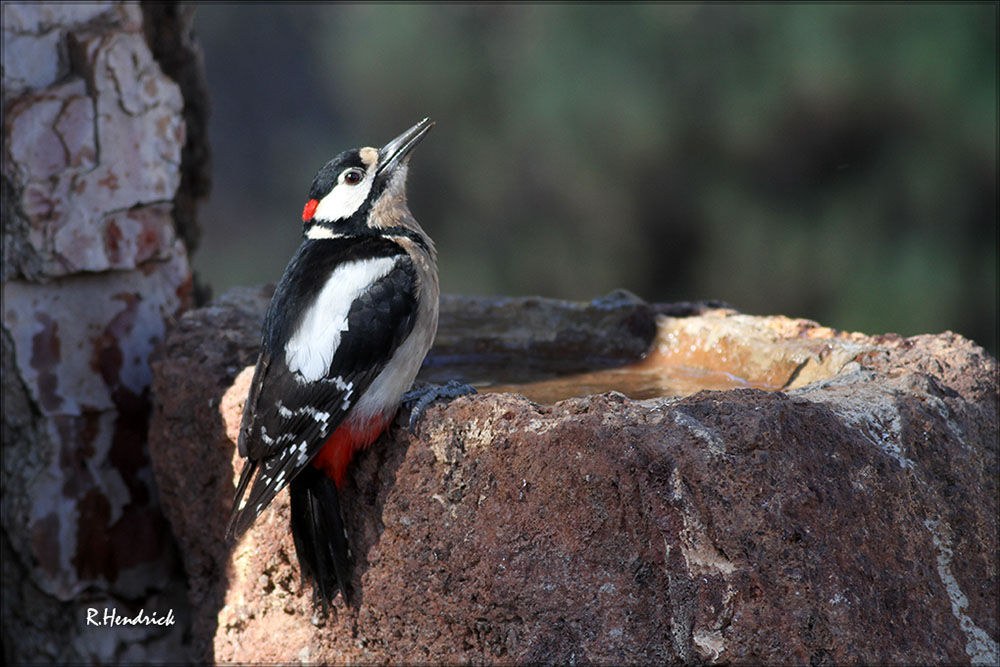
[323,375,355,411]
[295,440,309,466]
[285,256,399,382]
[276,400,332,424]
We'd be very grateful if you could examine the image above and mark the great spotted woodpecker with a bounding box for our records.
[226,118,440,607]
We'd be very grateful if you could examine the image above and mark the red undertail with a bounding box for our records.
[311,413,391,489]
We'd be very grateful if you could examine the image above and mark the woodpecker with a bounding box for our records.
[226,118,440,607]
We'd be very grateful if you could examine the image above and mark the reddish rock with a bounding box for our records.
[148,288,997,664]
[148,286,273,655]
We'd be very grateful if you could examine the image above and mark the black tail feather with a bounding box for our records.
[225,460,258,542]
[289,466,353,609]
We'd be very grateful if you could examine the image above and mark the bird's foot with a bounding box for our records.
[402,379,477,432]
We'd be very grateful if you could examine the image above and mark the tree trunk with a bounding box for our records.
[1,2,208,661]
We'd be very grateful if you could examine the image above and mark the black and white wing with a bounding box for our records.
[227,237,419,539]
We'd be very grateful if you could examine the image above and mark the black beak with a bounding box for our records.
[377,118,434,177]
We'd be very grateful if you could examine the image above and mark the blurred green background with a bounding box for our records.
[191,3,997,354]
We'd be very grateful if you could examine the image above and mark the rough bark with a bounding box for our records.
[1,2,208,662]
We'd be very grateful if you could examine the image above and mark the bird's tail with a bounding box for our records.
[288,466,353,609]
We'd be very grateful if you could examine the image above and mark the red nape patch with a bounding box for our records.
[302,199,319,222]
[312,415,391,489]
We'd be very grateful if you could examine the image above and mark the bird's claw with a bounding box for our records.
[402,379,477,432]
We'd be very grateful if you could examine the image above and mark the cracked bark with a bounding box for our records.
[1,2,209,662]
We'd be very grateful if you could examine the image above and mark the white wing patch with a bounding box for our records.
[285,256,399,382]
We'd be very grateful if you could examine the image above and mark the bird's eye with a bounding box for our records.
[343,169,364,185]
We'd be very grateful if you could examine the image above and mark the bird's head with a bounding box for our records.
[301,118,434,240]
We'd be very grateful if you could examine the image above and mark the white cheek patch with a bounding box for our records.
[285,256,399,382]
[312,174,373,222]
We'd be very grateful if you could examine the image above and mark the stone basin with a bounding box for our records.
[148,286,998,664]
[425,293,876,404]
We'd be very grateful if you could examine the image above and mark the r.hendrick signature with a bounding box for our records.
[86,607,176,627]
